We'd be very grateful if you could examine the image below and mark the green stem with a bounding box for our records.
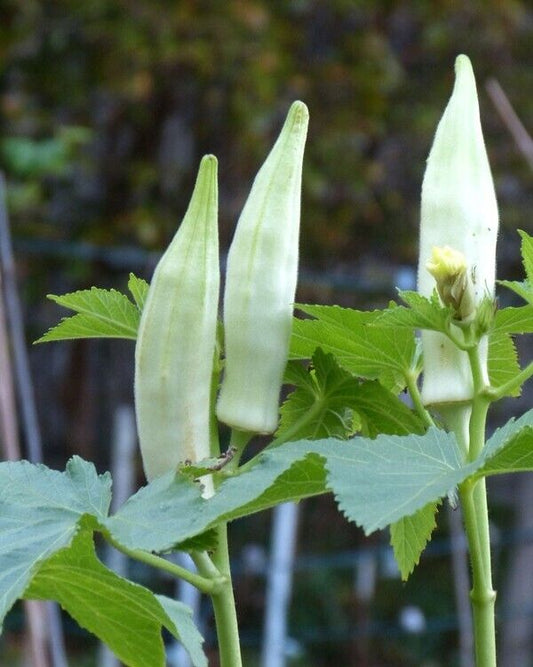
[226,428,254,471]
[404,369,434,428]
[459,479,496,667]
[234,399,326,477]
[446,321,474,351]
[209,523,243,667]
[191,550,224,580]
[466,347,490,461]
[264,399,324,449]
[104,534,221,594]
[205,365,242,665]
[483,360,533,402]
[459,345,496,667]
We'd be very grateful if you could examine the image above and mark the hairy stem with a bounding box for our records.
[404,369,435,428]
[459,479,496,667]
[104,534,222,594]
[205,389,243,665]
[210,524,243,667]
[458,345,496,667]
[483,359,533,402]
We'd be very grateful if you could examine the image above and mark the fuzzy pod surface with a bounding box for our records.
[417,55,499,406]
[135,155,219,484]
[216,101,309,434]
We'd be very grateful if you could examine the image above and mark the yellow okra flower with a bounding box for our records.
[418,55,499,406]
[426,245,476,321]
[216,101,309,434]
[135,155,219,487]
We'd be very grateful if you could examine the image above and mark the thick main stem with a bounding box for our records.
[210,524,243,667]
[459,345,496,667]
[459,479,496,667]
[206,364,242,665]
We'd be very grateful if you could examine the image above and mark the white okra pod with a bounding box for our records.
[135,155,219,487]
[418,55,499,406]
[216,101,309,434]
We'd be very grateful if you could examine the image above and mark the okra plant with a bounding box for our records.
[2,55,533,666]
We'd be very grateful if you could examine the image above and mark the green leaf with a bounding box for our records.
[390,501,440,581]
[0,457,111,627]
[128,273,150,311]
[176,529,218,554]
[26,530,207,667]
[279,350,425,440]
[375,290,451,333]
[475,409,533,477]
[324,428,471,534]
[487,331,520,396]
[344,380,425,438]
[518,229,533,284]
[498,231,533,305]
[279,352,361,440]
[483,409,533,457]
[104,473,207,553]
[492,305,533,335]
[106,428,473,552]
[35,287,141,342]
[478,426,533,476]
[498,280,533,305]
[156,595,207,667]
[291,305,416,390]
[105,453,328,553]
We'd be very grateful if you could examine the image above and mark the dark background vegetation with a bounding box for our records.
[2,1,533,665]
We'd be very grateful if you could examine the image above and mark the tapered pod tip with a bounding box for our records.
[452,54,476,97]
[455,54,473,74]
[287,101,309,128]
[194,155,218,208]
[289,100,309,116]
[200,154,218,166]
[198,154,218,178]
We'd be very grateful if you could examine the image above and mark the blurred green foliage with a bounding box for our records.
[2,0,533,269]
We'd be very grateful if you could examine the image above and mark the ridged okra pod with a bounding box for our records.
[135,155,219,485]
[216,101,309,434]
[417,55,499,406]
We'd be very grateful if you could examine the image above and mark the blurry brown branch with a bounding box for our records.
[485,78,533,171]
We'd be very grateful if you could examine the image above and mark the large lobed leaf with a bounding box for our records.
[26,530,206,667]
[4,408,533,637]
[0,457,205,666]
[106,427,472,552]
[0,457,111,626]
[106,413,533,577]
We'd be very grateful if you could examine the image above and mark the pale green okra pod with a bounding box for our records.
[418,55,499,406]
[216,101,309,434]
[135,155,219,489]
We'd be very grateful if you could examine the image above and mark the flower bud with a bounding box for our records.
[418,55,499,406]
[426,245,476,321]
[216,101,309,434]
